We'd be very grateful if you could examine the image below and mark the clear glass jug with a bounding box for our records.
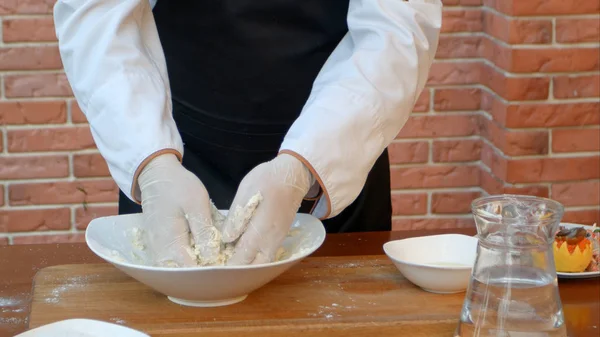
[455,195,567,337]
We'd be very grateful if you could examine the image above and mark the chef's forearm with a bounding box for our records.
[54,0,183,203]
[279,0,442,219]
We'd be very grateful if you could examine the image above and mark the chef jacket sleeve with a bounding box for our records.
[279,0,442,219]
[53,0,183,203]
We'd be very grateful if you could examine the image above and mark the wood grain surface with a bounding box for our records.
[2,229,598,337]
[29,256,465,336]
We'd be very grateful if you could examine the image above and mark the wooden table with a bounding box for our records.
[1,229,598,337]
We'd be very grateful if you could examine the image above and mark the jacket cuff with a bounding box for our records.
[278,150,331,220]
[129,147,183,204]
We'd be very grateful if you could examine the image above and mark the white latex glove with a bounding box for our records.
[137,154,221,267]
[221,154,314,265]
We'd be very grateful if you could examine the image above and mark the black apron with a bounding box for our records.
[118,0,392,233]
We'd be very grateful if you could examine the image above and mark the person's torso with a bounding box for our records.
[152,0,349,129]
[151,0,349,181]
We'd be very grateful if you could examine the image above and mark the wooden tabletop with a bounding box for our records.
[1,229,599,337]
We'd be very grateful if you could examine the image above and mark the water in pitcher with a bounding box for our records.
[455,195,567,337]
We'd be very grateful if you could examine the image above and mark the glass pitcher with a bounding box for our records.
[455,195,567,337]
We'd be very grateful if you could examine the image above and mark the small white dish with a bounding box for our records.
[86,212,326,307]
[383,234,477,294]
[555,222,599,279]
[16,319,149,337]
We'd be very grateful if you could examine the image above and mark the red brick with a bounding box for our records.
[393,218,474,231]
[481,92,508,126]
[0,208,70,232]
[506,156,600,183]
[7,127,96,152]
[562,209,600,226]
[485,42,600,73]
[484,0,600,15]
[479,171,550,198]
[70,101,88,123]
[556,18,600,43]
[0,47,62,71]
[460,0,482,5]
[433,139,481,163]
[504,102,600,128]
[434,88,481,111]
[552,181,600,207]
[4,73,73,98]
[73,153,110,177]
[489,39,596,74]
[553,75,600,99]
[482,0,512,15]
[479,168,505,195]
[9,180,119,206]
[0,0,55,14]
[413,90,430,113]
[481,168,550,198]
[2,17,57,42]
[0,101,66,125]
[390,165,480,189]
[511,48,599,73]
[388,141,429,164]
[0,155,69,179]
[75,205,118,230]
[391,193,428,216]
[13,234,85,245]
[432,191,481,214]
[514,0,600,16]
[479,117,549,156]
[481,65,549,101]
[427,62,481,86]
[396,115,479,138]
[0,185,4,206]
[435,36,483,59]
[483,11,552,44]
[442,0,482,5]
[0,237,8,245]
[441,10,482,33]
[552,128,600,153]
[503,186,550,198]
[480,143,508,180]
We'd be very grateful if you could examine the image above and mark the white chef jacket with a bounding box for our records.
[53,0,442,220]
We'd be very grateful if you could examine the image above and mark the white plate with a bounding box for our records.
[555,222,599,279]
[15,319,149,337]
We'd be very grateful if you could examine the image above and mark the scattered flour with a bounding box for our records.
[110,317,127,325]
[44,275,96,304]
[0,297,21,307]
[0,317,23,324]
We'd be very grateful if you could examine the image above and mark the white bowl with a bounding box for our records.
[383,234,477,294]
[85,212,326,307]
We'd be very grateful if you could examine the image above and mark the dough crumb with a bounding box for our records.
[192,192,265,266]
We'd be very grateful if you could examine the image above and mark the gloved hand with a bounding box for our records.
[137,153,221,267]
[221,153,314,265]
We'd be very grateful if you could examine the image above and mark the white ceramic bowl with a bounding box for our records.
[383,234,477,294]
[85,212,326,307]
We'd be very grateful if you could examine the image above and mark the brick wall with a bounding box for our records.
[0,0,599,244]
